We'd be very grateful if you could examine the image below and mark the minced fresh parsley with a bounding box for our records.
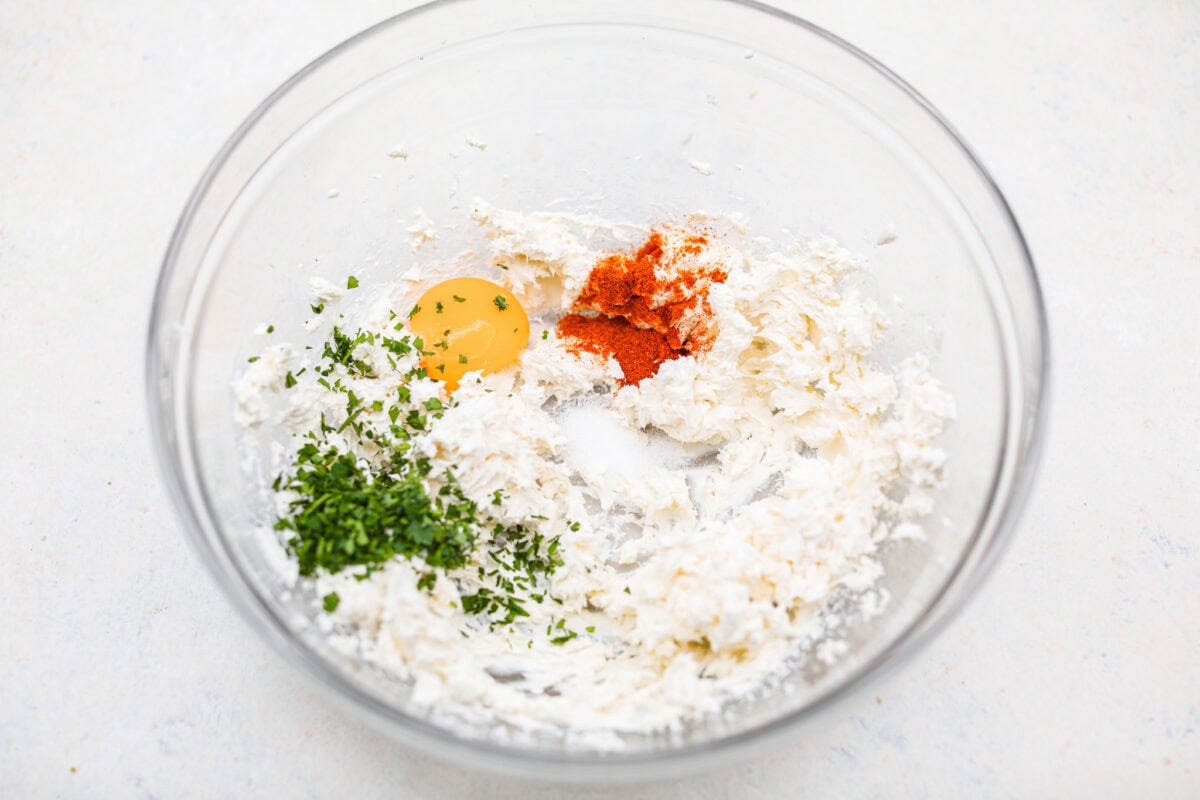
[347,275,359,289]
[272,315,569,627]
[322,592,340,612]
[548,618,577,645]
[492,295,508,311]
[275,438,478,575]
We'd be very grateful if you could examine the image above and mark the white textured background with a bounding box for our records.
[3,1,1197,797]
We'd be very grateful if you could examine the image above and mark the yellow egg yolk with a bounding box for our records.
[408,277,529,391]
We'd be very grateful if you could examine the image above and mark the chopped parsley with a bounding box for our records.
[273,321,569,625]
[311,302,324,315]
[492,295,508,311]
[266,324,275,334]
[346,275,359,289]
[320,326,375,378]
[381,336,412,356]
[322,592,340,612]
[549,618,577,645]
[277,436,477,577]
[452,295,467,303]
[541,330,549,340]
[436,301,444,314]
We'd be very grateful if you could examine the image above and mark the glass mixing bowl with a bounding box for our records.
[147,0,1047,780]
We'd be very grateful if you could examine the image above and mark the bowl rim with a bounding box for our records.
[146,0,1049,779]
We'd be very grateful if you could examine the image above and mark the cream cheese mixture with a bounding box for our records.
[236,202,955,745]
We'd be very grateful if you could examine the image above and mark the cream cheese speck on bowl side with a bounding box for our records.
[234,203,954,748]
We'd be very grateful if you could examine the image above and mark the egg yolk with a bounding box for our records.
[408,277,529,391]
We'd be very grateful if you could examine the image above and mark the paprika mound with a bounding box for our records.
[557,228,727,386]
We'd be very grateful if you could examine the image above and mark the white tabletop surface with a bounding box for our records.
[3,1,1197,797]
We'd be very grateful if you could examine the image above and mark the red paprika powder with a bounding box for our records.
[557,228,727,386]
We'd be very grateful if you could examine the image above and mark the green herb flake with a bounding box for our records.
[247,356,260,363]
[452,295,467,303]
[311,303,324,315]
[347,275,359,289]
[493,295,508,311]
[285,371,298,388]
[550,624,577,646]
[381,336,412,356]
[436,301,444,314]
[458,354,468,364]
[541,330,549,340]
[322,592,340,612]
[266,324,275,334]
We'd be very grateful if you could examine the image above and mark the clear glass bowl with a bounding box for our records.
[147,0,1047,780]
